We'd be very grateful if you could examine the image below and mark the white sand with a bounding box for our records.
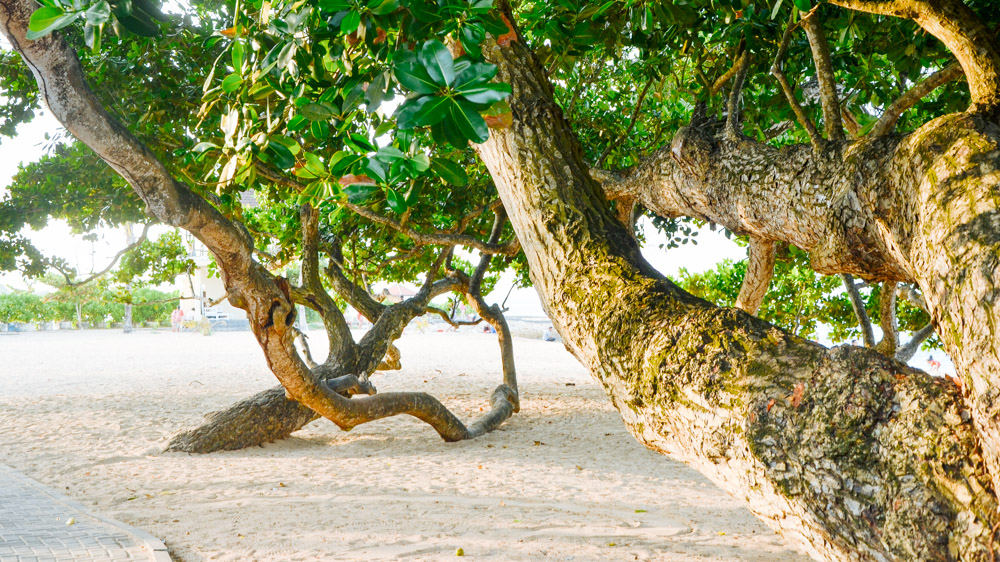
[0,329,808,561]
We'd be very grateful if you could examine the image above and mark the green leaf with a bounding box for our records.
[395,95,433,129]
[457,83,511,106]
[231,41,245,72]
[365,72,388,112]
[348,133,377,152]
[340,11,361,34]
[459,24,485,59]
[368,0,399,15]
[386,188,407,213]
[270,135,301,155]
[330,153,363,175]
[267,141,295,169]
[84,21,103,51]
[221,73,244,94]
[394,60,439,94]
[85,1,111,25]
[287,115,309,131]
[192,142,220,153]
[132,0,169,22]
[375,146,406,162]
[300,102,337,121]
[344,183,378,203]
[112,0,132,18]
[26,7,78,39]
[413,95,453,127]
[319,0,352,9]
[117,12,160,37]
[408,152,430,172]
[791,0,811,12]
[304,152,327,177]
[310,120,330,140]
[448,100,489,144]
[408,0,439,23]
[453,62,498,91]
[418,40,455,86]
[430,157,468,187]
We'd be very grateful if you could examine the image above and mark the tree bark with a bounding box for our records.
[475,12,999,560]
[734,237,776,315]
[597,108,1000,495]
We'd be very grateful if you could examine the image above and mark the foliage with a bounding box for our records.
[4,0,996,337]
[677,244,939,349]
[0,287,178,325]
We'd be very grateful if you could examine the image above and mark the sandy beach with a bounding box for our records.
[0,328,808,561]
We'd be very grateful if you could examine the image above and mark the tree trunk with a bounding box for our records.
[474,16,999,560]
[165,363,358,453]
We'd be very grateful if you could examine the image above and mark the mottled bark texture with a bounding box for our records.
[598,108,1000,496]
[0,0,518,452]
[474,8,999,559]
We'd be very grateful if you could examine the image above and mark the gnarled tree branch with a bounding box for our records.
[771,14,824,151]
[829,0,1000,111]
[801,7,846,141]
[870,62,964,137]
[734,237,776,316]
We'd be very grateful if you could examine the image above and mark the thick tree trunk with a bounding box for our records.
[475,17,999,560]
[599,108,1000,497]
[166,364,360,453]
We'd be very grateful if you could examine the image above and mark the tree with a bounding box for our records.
[4,0,1000,558]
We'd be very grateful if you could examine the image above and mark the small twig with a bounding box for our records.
[771,13,824,152]
[710,51,749,97]
[54,223,153,287]
[597,75,655,166]
[725,45,752,140]
[842,273,876,348]
[869,62,963,137]
[801,6,845,141]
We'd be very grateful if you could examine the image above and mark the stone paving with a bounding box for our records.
[0,464,170,562]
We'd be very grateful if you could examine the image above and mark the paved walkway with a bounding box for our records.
[0,464,170,561]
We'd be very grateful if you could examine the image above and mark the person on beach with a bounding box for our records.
[928,355,942,372]
[543,326,556,342]
[171,307,184,332]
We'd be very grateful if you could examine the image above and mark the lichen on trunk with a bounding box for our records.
[474,10,1000,558]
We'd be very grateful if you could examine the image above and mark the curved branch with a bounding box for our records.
[896,322,936,362]
[52,223,152,287]
[829,0,1000,111]
[342,199,520,256]
[876,281,899,356]
[843,274,876,348]
[298,204,354,362]
[254,161,520,256]
[771,14,824,151]
[710,51,748,97]
[734,238,776,315]
[724,47,751,140]
[801,7,846,141]
[870,62,964,137]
